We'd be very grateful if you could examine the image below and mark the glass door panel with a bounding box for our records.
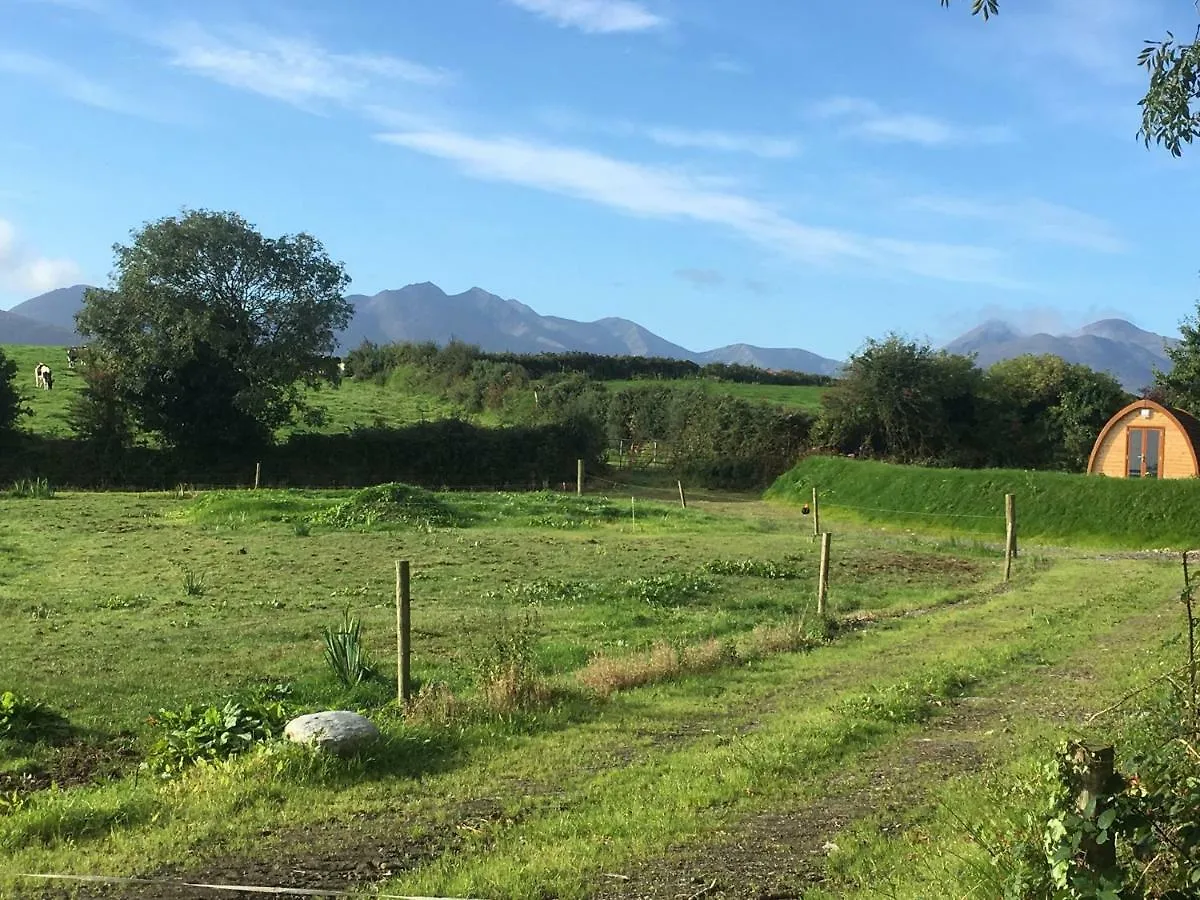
[1128,429,1143,478]
[1145,429,1161,478]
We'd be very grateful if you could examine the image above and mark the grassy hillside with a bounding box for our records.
[605,378,826,413]
[768,454,1200,549]
[3,343,82,437]
[1,344,475,439]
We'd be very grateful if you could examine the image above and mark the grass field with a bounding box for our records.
[0,479,1190,898]
[604,378,826,413]
[1,344,476,440]
[3,344,825,444]
[769,454,1200,549]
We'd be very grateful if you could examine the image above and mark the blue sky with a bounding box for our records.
[1,0,1198,360]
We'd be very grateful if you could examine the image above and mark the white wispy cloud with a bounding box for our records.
[376,127,1018,286]
[0,51,147,116]
[506,0,666,34]
[905,195,1128,254]
[644,127,799,159]
[0,219,81,295]
[538,109,801,159]
[158,23,451,111]
[811,96,1014,146]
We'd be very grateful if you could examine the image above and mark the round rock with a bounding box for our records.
[284,710,380,756]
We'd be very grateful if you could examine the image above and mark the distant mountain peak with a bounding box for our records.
[6,280,843,377]
[944,316,1176,391]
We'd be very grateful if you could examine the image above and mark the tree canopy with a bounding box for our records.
[0,348,28,442]
[942,0,1200,156]
[76,209,352,453]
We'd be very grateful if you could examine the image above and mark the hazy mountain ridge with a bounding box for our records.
[943,318,1177,391]
[3,282,845,376]
[0,308,79,347]
[5,282,1175,388]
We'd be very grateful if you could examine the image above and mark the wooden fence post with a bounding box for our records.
[677,480,687,509]
[396,560,411,703]
[577,459,584,496]
[253,462,261,490]
[1070,743,1117,873]
[1006,493,1018,558]
[1004,494,1017,582]
[812,487,821,542]
[817,532,831,617]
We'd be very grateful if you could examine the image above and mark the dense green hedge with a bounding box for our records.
[0,419,607,490]
[767,454,1200,548]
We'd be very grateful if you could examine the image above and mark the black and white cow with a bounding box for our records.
[66,346,81,369]
[35,363,53,390]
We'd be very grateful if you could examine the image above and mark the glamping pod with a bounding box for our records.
[1087,399,1200,479]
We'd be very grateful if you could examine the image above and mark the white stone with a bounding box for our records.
[284,710,379,756]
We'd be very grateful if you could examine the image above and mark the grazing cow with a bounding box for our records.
[66,346,80,369]
[35,363,52,390]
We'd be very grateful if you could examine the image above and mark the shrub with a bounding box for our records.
[322,607,377,688]
[145,694,291,778]
[0,692,70,743]
[469,607,549,714]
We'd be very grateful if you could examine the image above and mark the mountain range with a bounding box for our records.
[0,282,1180,389]
[943,319,1177,392]
[3,282,844,375]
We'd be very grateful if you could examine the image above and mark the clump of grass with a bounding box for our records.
[702,558,804,579]
[7,478,54,499]
[181,567,206,597]
[312,483,465,531]
[292,521,311,537]
[97,593,154,611]
[469,606,550,715]
[403,682,465,727]
[623,572,717,607]
[577,641,683,699]
[322,607,377,688]
[837,667,977,725]
[742,619,826,658]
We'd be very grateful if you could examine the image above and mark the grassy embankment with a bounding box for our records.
[769,454,1200,549]
[0,481,1189,898]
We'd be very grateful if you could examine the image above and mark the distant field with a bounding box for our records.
[1,344,480,439]
[605,378,827,413]
[769,454,1200,549]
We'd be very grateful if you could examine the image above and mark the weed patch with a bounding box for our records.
[312,483,467,530]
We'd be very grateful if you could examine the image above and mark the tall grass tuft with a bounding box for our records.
[7,477,54,499]
[322,607,377,688]
[181,567,207,597]
[470,606,550,715]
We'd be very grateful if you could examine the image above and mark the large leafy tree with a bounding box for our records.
[0,348,29,442]
[982,354,1130,470]
[814,335,985,465]
[1153,319,1200,412]
[942,0,1200,157]
[76,209,352,453]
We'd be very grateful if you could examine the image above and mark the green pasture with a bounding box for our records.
[0,477,1190,897]
[604,378,826,413]
[1,343,476,440]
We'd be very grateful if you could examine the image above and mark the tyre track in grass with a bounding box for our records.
[586,599,1184,900]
